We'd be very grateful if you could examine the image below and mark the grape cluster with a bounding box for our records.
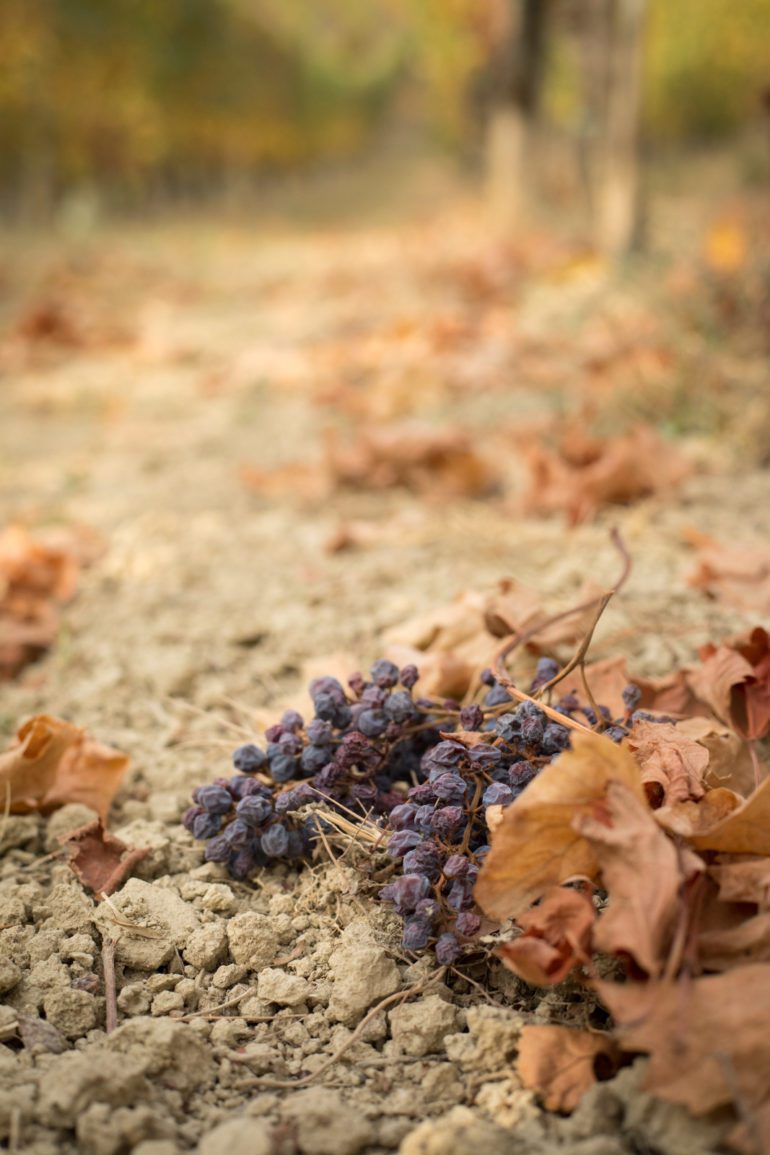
[185,655,647,961]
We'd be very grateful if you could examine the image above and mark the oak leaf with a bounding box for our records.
[516,1025,621,1112]
[475,732,645,919]
[498,885,595,986]
[573,780,704,977]
[597,967,770,1154]
[0,716,129,823]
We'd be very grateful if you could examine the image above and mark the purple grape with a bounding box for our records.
[306,718,333,745]
[224,818,253,850]
[361,685,387,708]
[403,842,442,880]
[399,664,419,689]
[443,854,470,879]
[301,744,331,774]
[541,722,570,754]
[455,912,481,937]
[389,803,418,831]
[358,709,388,738]
[435,933,460,965]
[347,671,367,697]
[431,806,465,840]
[482,782,514,808]
[431,773,468,804]
[384,691,417,724]
[604,726,626,743]
[530,656,559,692]
[387,830,423,857]
[484,684,512,707]
[371,659,400,688]
[281,710,305,732]
[421,741,465,774]
[459,704,484,730]
[192,811,223,839]
[468,744,502,771]
[236,795,273,827]
[229,775,269,799]
[480,668,496,686]
[509,761,538,791]
[194,785,235,816]
[228,848,264,880]
[495,713,520,742]
[182,805,202,833]
[447,878,475,911]
[379,873,430,914]
[261,823,290,858]
[204,835,231,863]
[268,753,299,783]
[402,915,432,951]
[232,744,267,773]
[623,683,642,711]
[415,898,442,923]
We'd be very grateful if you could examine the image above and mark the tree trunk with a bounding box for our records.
[582,0,647,256]
[484,0,550,234]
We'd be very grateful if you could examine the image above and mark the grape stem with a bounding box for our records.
[491,528,632,736]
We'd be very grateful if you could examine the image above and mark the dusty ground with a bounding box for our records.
[0,168,768,1155]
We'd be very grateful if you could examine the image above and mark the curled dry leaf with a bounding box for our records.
[60,819,149,896]
[686,777,770,856]
[572,779,704,978]
[559,654,703,720]
[0,715,129,823]
[709,859,770,910]
[475,732,645,919]
[498,885,595,986]
[625,720,709,807]
[597,967,770,1155]
[516,1024,622,1113]
[687,537,770,616]
[522,423,691,526]
[689,627,770,740]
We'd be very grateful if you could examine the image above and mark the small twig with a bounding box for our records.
[236,968,446,1090]
[102,937,119,1033]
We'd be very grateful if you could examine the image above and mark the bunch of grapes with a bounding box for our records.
[185,656,648,960]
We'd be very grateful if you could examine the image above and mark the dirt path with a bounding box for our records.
[0,192,768,1154]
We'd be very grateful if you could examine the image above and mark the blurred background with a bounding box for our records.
[1,0,768,246]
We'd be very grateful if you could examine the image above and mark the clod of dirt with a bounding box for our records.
[104,1016,213,1092]
[399,1105,520,1155]
[94,878,199,969]
[281,1087,374,1155]
[444,1006,525,1072]
[45,803,100,851]
[327,918,400,1024]
[257,967,312,1007]
[36,1051,150,1128]
[183,922,228,971]
[199,1116,274,1155]
[389,995,461,1058]
[225,911,279,970]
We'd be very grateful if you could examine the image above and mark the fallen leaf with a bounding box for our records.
[522,424,690,526]
[687,539,770,616]
[686,778,770,856]
[0,715,83,811]
[676,716,757,797]
[0,716,129,823]
[498,885,595,985]
[475,732,645,919]
[558,655,704,720]
[654,787,743,841]
[625,720,709,806]
[689,628,770,740]
[516,1025,621,1112]
[60,820,149,895]
[573,780,704,977]
[697,911,770,970]
[709,859,770,910]
[597,967,770,1153]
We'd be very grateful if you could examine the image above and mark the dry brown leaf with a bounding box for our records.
[0,716,83,811]
[498,885,595,986]
[686,777,770,856]
[559,655,705,720]
[60,819,149,895]
[0,716,129,823]
[709,859,770,910]
[597,967,770,1154]
[517,1025,621,1113]
[687,539,770,616]
[0,524,95,680]
[522,424,690,526]
[698,911,770,970]
[625,720,709,807]
[573,780,704,977]
[654,787,744,841]
[676,716,758,797]
[384,644,477,700]
[689,628,770,740]
[475,732,645,919]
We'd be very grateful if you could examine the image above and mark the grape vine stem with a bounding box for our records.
[491,528,632,735]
